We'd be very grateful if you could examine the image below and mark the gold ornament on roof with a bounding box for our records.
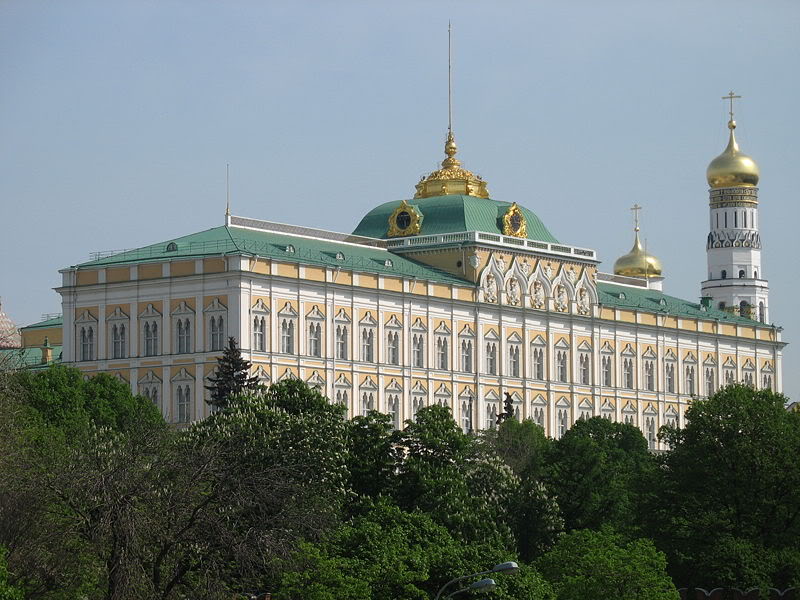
[414,130,490,199]
[613,204,663,279]
[387,199,423,237]
[706,91,760,189]
[502,202,527,238]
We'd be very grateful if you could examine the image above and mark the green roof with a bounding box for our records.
[598,282,764,326]
[352,195,559,243]
[74,225,470,286]
[22,315,63,330]
[0,345,62,370]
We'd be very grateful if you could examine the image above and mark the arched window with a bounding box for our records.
[739,301,749,318]
[210,316,224,351]
[558,408,568,437]
[532,347,545,380]
[721,270,727,279]
[412,334,425,368]
[759,302,766,323]
[361,329,375,362]
[646,417,656,449]
[336,325,348,360]
[177,385,191,424]
[644,360,655,391]
[387,394,400,429]
[436,337,448,370]
[754,269,758,279]
[281,319,295,354]
[486,403,498,429]
[705,368,716,396]
[623,358,634,389]
[386,331,400,365]
[557,351,568,382]
[602,355,612,386]
[508,345,520,377]
[685,365,696,395]
[461,397,473,433]
[112,324,126,359]
[412,395,425,422]
[739,269,745,279]
[579,353,590,385]
[361,392,374,416]
[252,317,265,352]
[308,323,322,357]
[143,322,158,356]
[666,363,675,393]
[486,343,497,375]
[460,339,472,372]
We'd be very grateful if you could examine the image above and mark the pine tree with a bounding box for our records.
[205,337,261,410]
[495,391,516,426]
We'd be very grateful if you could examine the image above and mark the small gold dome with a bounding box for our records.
[614,232,663,279]
[706,120,760,189]
[414,130,490,199]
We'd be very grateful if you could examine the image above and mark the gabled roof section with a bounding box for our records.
[21,315,63,330]
[72,224,469,286]
[597,282,766,326]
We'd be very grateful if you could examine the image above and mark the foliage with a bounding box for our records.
[544,416,654,536]
[0,547,23,600]
[205,336,260,410]
[650,384,800,589]
[537,528,679,600]
[345,411,397,499]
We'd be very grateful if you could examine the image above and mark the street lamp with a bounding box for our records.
[434,561,519,599]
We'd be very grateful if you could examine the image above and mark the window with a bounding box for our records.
[386,331,400,365]
[646,417,656,450]
[460,339,473,372]
[252,316,265,352]
[508,345,520,377]
[558,408,568,438]
[602,355,612,386]
[80,326,95,361]
[724,368,735,385]
[175,319,191,353]
[556,351,568,383]
[721,270,727,279]
[623,358,634,389]
[743,370,754,386]
[281,319,295,354]
[177,385,191,424]
[142,385,159,406]
[685,365,696,395]
[486,403,498,429]
[739,269,746,278]
[762,374,773,390]
[412,395,425,422]
[644,360,655,391]
[308,322,322,357]
[361,328,375,362]
[461,397,473,433]
[335,389,349,409]
[533,406,545,427]
[387,394,400,429]
[361,392,374,416]
[111,324,126,359]
[210,316,224,351]
[143,321,159,357]
[532,346,545,380]
[705,368,715,396]
[579,352,591,385]
[435,336,448,370]
[759,302,765,323]
[412,334,425,368]
[336,325,349,360]
[666,363,675,393]
[719,302,726,310]
[485,343,498,375]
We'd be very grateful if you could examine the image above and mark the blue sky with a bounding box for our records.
[1,0,797,400]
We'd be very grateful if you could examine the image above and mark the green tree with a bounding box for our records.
[544,417,654,535]
[0,547,23,600]
[537,528,678,600]
[205,336,260,410]
[345,411,397,499]
[650,384,800,589]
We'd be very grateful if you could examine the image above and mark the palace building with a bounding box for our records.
[54,109,784,448]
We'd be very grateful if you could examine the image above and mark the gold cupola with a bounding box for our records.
[414,130,490,199]
[706,119,760,189]
[614,205,663,279]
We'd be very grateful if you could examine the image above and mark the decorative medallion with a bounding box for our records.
[387,200,423,238]
[502,203,527,238]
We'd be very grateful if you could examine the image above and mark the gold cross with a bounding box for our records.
[631,203,641,232]
[723,91,741,121]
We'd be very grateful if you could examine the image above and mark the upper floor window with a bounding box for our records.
[532,346,545,380]
[556,351,568,383]
[336,325,349,360]
[361,392,374,416]
[461,396,473,433]
[252,316,266,352]
[644,360,655,391]
[705,367,716,396]
[579,352,591,385]
[80,326,95,361]
[739,269,746,278]
[387,394,400,429]
[361,328,375,363]
[508,345,520,377]
[486,403,498,430]
[176,384,191,424]
[486,342,498,375]
[461,339,473,372]
[602,355,612,386]
[558,408,568,438]
[685,365,696,395]
[143,321,159,357]
[111,324,126,359]
[171,302,195,355]
[209,316,225,352]
[280,319,295,354]
[307,322,322,357]
[762,374,773,390]
[204,299,227,352]
[411,395,425,422]
[386,331,400,365]
[435,336,448,370]
[622,358,634,389]
[646,417,656,450]
[412,334,425,368]
[665,362,675,393]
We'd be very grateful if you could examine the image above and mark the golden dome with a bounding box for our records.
[706,120,760,189]
[614,231,663,279]
[414,130,490,199]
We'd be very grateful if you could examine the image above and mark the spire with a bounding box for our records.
[413,24,490,199]
[613,205,663,279]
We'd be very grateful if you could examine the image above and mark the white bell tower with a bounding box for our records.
[701,92,769,323]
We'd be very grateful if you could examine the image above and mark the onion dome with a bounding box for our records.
[414,130,490,199]
[0,299,21,349]
[706,120,760,189]
[614,229,662,279]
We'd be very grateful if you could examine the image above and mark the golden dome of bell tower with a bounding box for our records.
[706,91,760,189]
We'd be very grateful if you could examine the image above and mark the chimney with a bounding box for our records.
[41,336,52,364]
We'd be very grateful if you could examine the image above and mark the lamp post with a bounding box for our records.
[434,561,519,599]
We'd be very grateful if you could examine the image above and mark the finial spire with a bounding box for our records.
[448,21,452,134]
[631,203,642,232]
[225,163,231,218]
[723,90,741,125]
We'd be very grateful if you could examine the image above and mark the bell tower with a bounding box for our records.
[701,92,769,323]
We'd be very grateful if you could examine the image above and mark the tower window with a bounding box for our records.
[734,212,738,228]
[718,302,726,310]
[739,269,745,278]
[721,270,727,279]
[754,270,758,279]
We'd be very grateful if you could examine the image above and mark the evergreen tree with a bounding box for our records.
[496,391,516,426]
[205,337,260,410]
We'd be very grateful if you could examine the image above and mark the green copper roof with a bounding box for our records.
[0,345,62,370]
[74,225,470,286]
[352,195,559,243]
[597,282,764,326]
[22,315,63,330]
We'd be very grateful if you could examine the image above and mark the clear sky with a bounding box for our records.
[1,0,797,401]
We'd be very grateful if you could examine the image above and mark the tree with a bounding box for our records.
[649,384,800,589]
[544,416,654,536]
[345,411,398,499]
[537,528,678,600]
[0,547,23,600]
[205,336,260,410]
